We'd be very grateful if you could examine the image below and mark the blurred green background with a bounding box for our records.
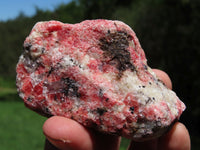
[0,0,200,149]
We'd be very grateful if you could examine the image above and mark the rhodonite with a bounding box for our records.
[16,20,185,141]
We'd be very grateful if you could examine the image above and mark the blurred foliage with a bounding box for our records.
[0,0,200,148]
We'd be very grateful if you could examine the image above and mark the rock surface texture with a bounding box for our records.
[16,20,185,141]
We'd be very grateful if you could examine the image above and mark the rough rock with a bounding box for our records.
[16,20,185,141]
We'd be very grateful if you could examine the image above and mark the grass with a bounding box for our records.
[0,101,46,150]
[0,99,130,150]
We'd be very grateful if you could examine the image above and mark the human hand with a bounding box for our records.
[43,69,191,150]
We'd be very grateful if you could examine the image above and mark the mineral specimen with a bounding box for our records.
[16,20,185,141]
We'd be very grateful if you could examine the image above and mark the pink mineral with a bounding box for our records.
[16,20,185,141]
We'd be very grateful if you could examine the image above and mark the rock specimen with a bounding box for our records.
[16,20,185,141]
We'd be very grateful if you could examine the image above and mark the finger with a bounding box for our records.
[43,116,120,150]
[152,69,172,89]
[43,116,92,150]
[158,122,191,150]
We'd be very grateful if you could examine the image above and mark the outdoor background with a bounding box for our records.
[0,0,200,149]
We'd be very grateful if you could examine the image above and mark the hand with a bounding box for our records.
[43,69,191,150]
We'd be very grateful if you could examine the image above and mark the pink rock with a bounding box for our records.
[16,20,185,141]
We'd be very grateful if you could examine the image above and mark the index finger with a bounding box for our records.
[43,116,120,150]
[152,69,172,89]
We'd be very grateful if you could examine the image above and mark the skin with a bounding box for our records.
[43,69,191,150]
